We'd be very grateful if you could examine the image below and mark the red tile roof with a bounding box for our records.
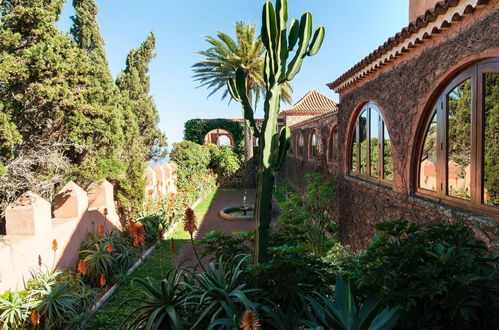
[279,90,338,116]
[327,0,488,92]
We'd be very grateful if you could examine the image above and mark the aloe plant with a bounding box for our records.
[301,277,399,330]
[228,0,325,263]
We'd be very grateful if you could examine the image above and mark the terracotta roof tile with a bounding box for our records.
[279,90,338,116]
[327,0,488,92]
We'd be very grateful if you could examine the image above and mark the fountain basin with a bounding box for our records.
[219,205,254,221]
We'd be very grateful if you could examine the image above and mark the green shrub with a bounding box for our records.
[196,230,254,262]
[206,144,241,178]
[170,141,211,191]
[349,219,498,329]
[323,242,364,276]
[0,290,30,329]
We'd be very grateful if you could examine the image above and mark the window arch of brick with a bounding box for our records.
[308,129,322,160]
[349,102,393,184]
[416,58,499,220]
[296,131,305,158]
[327,126,338,163]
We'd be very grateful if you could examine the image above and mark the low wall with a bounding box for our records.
[0,162,178,292]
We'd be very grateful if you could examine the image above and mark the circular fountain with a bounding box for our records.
[219,191,254,221]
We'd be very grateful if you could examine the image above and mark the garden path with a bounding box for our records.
[176,188,258,268]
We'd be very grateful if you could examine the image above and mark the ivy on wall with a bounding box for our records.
[184,119,245,155]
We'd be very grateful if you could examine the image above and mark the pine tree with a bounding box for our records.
[117,33,167,161]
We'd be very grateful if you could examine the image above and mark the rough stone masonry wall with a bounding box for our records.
[283,5,499,250]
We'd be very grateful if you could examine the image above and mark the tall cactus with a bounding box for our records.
[228,0,325,263]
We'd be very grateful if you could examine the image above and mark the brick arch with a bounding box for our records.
[204,128,235,147]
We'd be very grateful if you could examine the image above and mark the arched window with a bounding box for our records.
[296,132,305,158]
[308,129,322,160]
[327,126,338,163]
[417,58,498,218]
[350,102,392,181]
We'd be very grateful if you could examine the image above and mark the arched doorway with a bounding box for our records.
[204,129,235,147]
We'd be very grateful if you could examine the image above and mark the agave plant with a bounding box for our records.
[186,255,260,329]
[126,268,191,330]
[300,277,399,330]
[0,290,30,329]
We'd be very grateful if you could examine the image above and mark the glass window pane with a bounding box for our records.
[370,108,380,177]
[447,79,471,200]
[383,123,393,180]
[298,134,304,157]
[359,110,368,174]
[420,111,437,191]
[352,125,357,172]
[484,72,499,207]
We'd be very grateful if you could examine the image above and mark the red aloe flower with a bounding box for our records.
[183,208,197,234]
[78,259,87,276]
[240,310,261,330]
[31,309,40,325]
[98,224,105,235]
[100,273,106,287]
[107,242,113,254]
[132,221,145,247]
[52,239,58,252]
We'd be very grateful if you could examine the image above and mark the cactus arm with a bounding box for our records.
[285,12,312,81]
[262,1,278,84]
[288,18,299,51]
[272,126,291,171]
[307,26,326,56]
[227,79,241,102]
[234,68,260,136]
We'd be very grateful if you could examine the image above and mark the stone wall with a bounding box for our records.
[0,162,177,292]
[282,5,499,250]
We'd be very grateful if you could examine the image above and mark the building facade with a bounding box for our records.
[284,0,499,249]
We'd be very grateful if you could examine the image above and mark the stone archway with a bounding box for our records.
[204,128,235,147]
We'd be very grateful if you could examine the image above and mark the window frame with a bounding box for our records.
[296,131,305,159]
[308,129,322,161]
[349,102,393,187]
[327,126,338,163]
[415,58,499,220]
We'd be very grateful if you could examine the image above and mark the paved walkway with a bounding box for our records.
[176,189,256,269]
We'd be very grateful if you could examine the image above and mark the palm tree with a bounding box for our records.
[193,21,292,161]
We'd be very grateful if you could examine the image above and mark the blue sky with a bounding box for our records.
[57,1,408,148]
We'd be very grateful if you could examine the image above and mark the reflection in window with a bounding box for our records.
[359,110,368,174]
[350,103,392,181]
[484,72,499,207]
[370,109,380,177]
[310,130,321,160]
[419,111,437,191]
[297,133,304,157]
[383,124,393,180]
[447,79,471,199]
[417,58,499,217]
[328,127,337,163]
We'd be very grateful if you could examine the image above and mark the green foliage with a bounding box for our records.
[272,176,337,255]
[301,277,399,330]
[348,219,499,329]
[0,269,96,329]
[170,141,211,191]
[79,231,135,286]
[484,72,499,206]
[184,119,245,155]
[207,144,241,178]
[127,269,189,330]
[196,230,254,262]
[0,290,30,329]
[323,242,363,276]
[0,0,166,227]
